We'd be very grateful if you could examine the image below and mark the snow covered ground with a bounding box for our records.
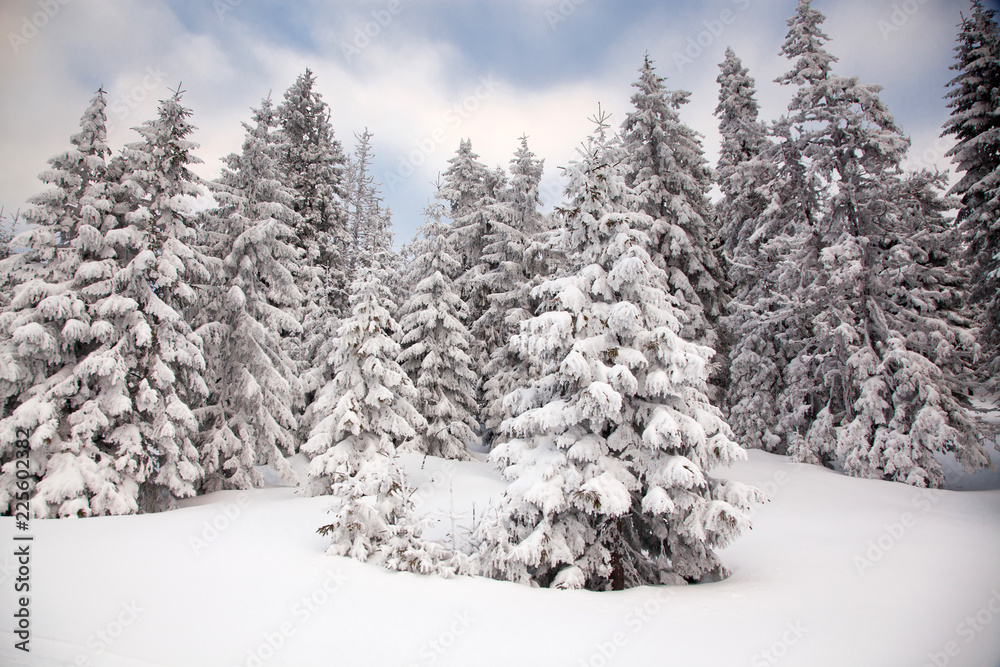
[2,449,999,667]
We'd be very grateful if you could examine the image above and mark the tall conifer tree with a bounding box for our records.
[944,0,1000,387]
[758,0,990,486]
[198,97,304,491]
[476,111,756,590]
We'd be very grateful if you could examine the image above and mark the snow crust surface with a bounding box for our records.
[1,450,998,667]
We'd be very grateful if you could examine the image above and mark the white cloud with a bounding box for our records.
[0,0,973,242]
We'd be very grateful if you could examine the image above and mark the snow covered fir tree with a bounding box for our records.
[0,90,214,515]
[1,1,998,601]
[480,136,552,445]
[398,203,479,461]
[944,0,1000,390]
[276,69,351,376]
[303,253,439,573]
[620,55,728,393]
[0,90,142,517]
[474,110,759,590]
[721,0,993,487]
[197,96,304,491]
[714,47,785,454]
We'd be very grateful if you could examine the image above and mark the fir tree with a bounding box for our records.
[714,48,786,453]
[480,137,548,445]
[305,260,437,572]
[302,257,426,493]
[620,56,727,364]
[0,91,110,413]
[475,111,757,590]
[345,129,394,273]
[398,203,478,460]
[477,138,545,353]
[943,0,1000,388]
[715,47,772,274]
[277,70,350,367]
[105,90,216,511]
[507,135,546,238]
[763,0,990,485]
[438,140,505,342]
[0,90,141,517]
[470,166,520,359]
[438,138,490,226]
[198,97,304,491]
[303,135,399,443]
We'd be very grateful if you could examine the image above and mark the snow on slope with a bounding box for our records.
[1,450,999,667]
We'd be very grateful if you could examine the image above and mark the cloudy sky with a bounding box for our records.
[1,0,995,243]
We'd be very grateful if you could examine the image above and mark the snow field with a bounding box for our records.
[1,450,998,667]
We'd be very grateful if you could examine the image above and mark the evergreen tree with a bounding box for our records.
[477,138,546,352]
[305,260,436,572]
[302,257,426,493]
[480,137,547,444]
[0,91,110,413]
[714,48,786,453]
[763,0,990,486]
[715,47,772,273]
[438,138,490,226]
[507,135,546,238]
[398,203,478,460]
[943,0,1000,388]
[105,90,215,511]
[303,135,399,442]
[0,91,222,514]
[198,97,304,491]
[475,111,757,590]
[0,91,141,517]
[277,70,350,366]
[470,166,519,358]
[620,56,727,366]
[438,139,509,354]
[345,129,393,273]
